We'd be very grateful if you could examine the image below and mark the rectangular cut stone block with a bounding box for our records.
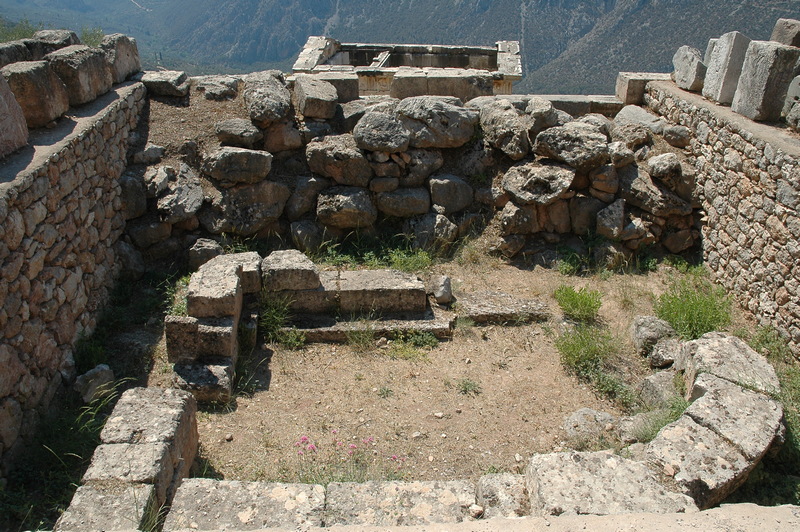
[165,315,238,364]
[615,72,672,105]
[673,46,706,92]
[325,480,475,526]
[526,451,697,517]
[83,442,173,507]
[311,71,359,102]
[703,31,751,105]
[645,416,752,509]
[45,44,113,106]
[206,251,262,294]
[704,38,718,64]
[426,69,494,102]
[390,68,429,99]
[731,40,800,122]
[262,249,320,291]
[456,291,549,324]
[186,260,242,320]
[771,18,800,47]
[0,74,28,158]
[338,269,426,314]
[477,473,529,519]
[163,479,325,530]
[55,482,156,532]
[173,358,234,404]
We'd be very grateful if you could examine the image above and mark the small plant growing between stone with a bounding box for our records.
[654,267,731,339]
[554,284,603,322]
[259,293,305,348]
[165,274,191,316]
[377,386,394,399]
[386,330,438,361]
[631,396,691,443]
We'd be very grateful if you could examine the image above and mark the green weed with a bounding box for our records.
[631,396,690,443]
[259,293,293,344]
[654,268,731,339]
[165,274,191,316]
[0,18,42,42]
[385,330,437,361]
[378,386,394,399]
[750,326,793,362]
[554,285,603,322]
[80,26,104,47]
[456,378,482,396]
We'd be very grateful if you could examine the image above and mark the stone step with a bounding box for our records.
[173,357,234,403]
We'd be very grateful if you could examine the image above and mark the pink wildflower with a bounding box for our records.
[331,429,338,434]
[336,441,344,447]
[307,443,317,452]
[297,450,304,456]
[300,435,309,443]
[349,443,357,449]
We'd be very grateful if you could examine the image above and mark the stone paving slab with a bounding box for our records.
[165,315,238,363]
[54,482,156,531]
[338,270,427,314]
[525,451,697,517]
[163,479,325,531]
[274,270,339,314]
[325,480,476,526]
[83,442,172,506]
[456,291,549,324]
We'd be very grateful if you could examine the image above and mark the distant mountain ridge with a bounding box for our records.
[1,0,799,94]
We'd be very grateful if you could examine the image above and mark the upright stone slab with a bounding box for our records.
[672,46,706,92]
[0,74,27,158]
[771,18,800,47]
[703,31,751,105]
[45,44,113,106]
[55,483,156,532]
[100,33,141,84]
[1,60,70,128]
[731,40,800,122]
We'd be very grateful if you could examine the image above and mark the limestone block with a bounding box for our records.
[188,238,223,270]
[534,123,609,171]
[405,213,458,250]
[771,18,800,47]
[783,75,800,117]
[337,269,427,314]
[645,416,752,509]
[286,175,330,221]
[262,249,320,291]
[526,451,697,516]
[186,260,243,320]
[353,111,411,153]
[476,473,528,519]
[198,179,290,236]
[596,198,625,239]
[83,442,173,507]
[54,483,156,532]
[682,332,781,396]
[294,74,338,119]
[630,315,677,356]
[390,67,429,99]
[638,370,679,408]
[731,40,800,122]
[317,186,377,228]
[306,134,372,187]
[563,408,616,440]
[615,72,672,105]
[202,147,272,187]
[703,31,751,105]
[163,479,325,530]
[704,38,718,64]
[325,480,475,526]
[165,315,238,364]
[672,46,706,92]
[311,70,359,102]
[243,70,291,127]
[141,70,190,97]
[206,252,262,294]
[429,174,473,214]
[375,187,430,218]
[456,291,549,324]
[0,74,27,158]
[396,95,479,149]
[263,119,303,152]
[214,118,263,149]
[45,44,113,106]
[100,33,141,84]
[2,60,70,128]
[426,69,494,102]
[126,215,171,248]
[502,160,575,206]
[73,364,115,403]
[618,165,692,217]
[569,195,605,235]
[173,359,234,404]
[0,41,32,69]
[32,29,80,52]
[119,172,147,219]
[686,373,784,461]
[614,105,667,135]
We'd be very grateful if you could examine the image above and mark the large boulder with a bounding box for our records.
[525,96,560,134]
[317,186,377,228]
[534,122,609,171]
[286,175,330,221]
[45,44,112,106]
[618,165,692,217]
[157,164,204,224]
[402,149,444,187]
[31,29,80,53]
[672,45,706,92]
[502,160,575,206]
[376,188,431,218]
[479,99,533,160]
[202,147,272,187]
[0,41,32,69]
[198,180,290,235]
[0,75,28,158]
[428,174,473,214]
[405,213,458,250]
[1,60,69,129]
[306,134,373,187]
[396,96,479,148]
[631,316,678,357]
[100,34,141,84]
[498,202,539,235]
[264,120,304,152]
[140,70,189,97]
[294,74,338,119]
[614,105,667,135]
[353,111,410,153]
[243,70,291,128]
[214,119,263,149]
[595,198,626,239]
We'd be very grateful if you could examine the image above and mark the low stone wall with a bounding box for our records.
[645,80,800,355]
[0,81,146,480]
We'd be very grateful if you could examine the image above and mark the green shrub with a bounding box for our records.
[80,26,104,47]
[654,271,731,339]
[456,378,482,396]
[632,396,690,443]
[0,18,42,42]
[276,328,306,350]
[259,294,293,343]
[750,326,793,362]
[554,285,603,322]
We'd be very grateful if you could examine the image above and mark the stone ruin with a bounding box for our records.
[0,16,799,531]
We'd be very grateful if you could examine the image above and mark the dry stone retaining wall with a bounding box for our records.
[0,81,146,481]
[645,80,800,355]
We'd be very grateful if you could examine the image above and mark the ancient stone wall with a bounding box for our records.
[645,80,800,355]
[0,81,146,479]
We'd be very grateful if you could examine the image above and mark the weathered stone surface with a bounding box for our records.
[198,179,290,236]
[535,123,609,171]
[263,119,303,152]
[306,134,372,187]
[325,480,475,526]
[100,33,141,84]
[427,275,454,305]
[615,72,673,104]
[608,141,636,167]
[157,164,203,224]
[353,110,411,153]
[639,371,679,408]
[731,40,800,122]
[0,74,28,157]
[32,29,80,51]
[143,166,171,199]
[647,154,682,186]
[526,451,697,516]
[262,249,320,291]
[403,148,444,186]
[477,473,529,519]
[610,122,652,150]
[564,408,616,440]
[456,291,549,323]
[188,238,223,271]
[405,213,458,250]
[631,316,678,356]
[291,220,325,253]
[214,118,263,149]
[650,337,683,369]
[396,96,479,148]
[114,240,146,281]
[703,31,752,105]
[187,260,243,319]
[119,171,147,219]
[376,187,431,217]
[165,315,238,364]
[673,46,706,92]
[596,198,626,239]
[663,230,694,253]
[645,416,752,509]
[194,74,241,100]
[55,483,156,532]
[2,60,70,128]
[133,142,165,165]
[202,147,272,187]
[294,74,338,119]
[614,105,667,135]
[771,18,800,47]
[664,125,692,148]
[337,269,427,314]
[74,364,114,404]
[140,69,190,97]
[370,176,399,192]
[207,252,262,294]
[429,174,473,214]
[83,442,172,505]
[498,202,538,235]
[274,271,338,314]
[502,160,575,206]
[45,45,112,106]
[683,333,780,396]
[0,41,32,69]
[173,359,234,403]
[243,70,291,128]
[480,99,533,160]
[286,175,330,221]
[569,195,605,236]
[526,96,560,133]
[164,479,325,530]
[317,186,377,228]
[687,373,784,461]
[618,165,692,217]
[127,215,171,248]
